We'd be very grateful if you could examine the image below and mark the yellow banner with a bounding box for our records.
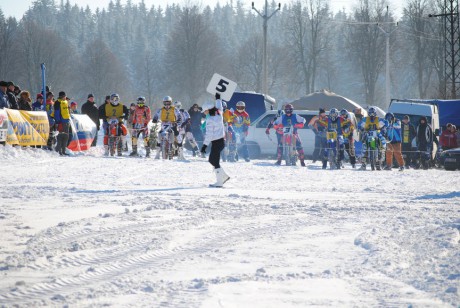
[6,109,49,146]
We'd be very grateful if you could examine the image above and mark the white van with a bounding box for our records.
[388,100,440,152]
[245,110,321,158]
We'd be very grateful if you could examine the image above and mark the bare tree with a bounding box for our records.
[164,6,224,105]
[80,38,129,102]
[283,0,330,95]
[402,0,439,98]
[346,0,389,106]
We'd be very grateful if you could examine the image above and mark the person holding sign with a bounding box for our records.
[201,93,230,188]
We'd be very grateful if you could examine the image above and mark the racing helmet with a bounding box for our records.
[340,109,349,119]
[368,107,377,117]
[385,112,395,123]
[174,101,182,109]
[284,103,294,115]
[236,101,245,111]
[110,93,120,105]
[163,96,172,108]
[222,101,227,110]
[329,108,339,121]
[137,96,146,106]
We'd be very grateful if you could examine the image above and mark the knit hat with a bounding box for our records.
[58,91,66,98]
[319,108,326,114]
[0,81,8,87]
[88,93,94,98]
[36,93,44,99]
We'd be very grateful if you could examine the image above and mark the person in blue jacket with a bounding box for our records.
[383,112,405,171]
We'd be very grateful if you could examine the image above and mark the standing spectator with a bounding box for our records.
[440,123,458,150]
[188,103,205,148]
[70,101,79,114]
[0,81,9,108]
[17,91,32,111]
[415,116,434,169]
[98,95,111,149]
[81,93,99,146]
[383,113,405,171]
[45,92,55,150]
[6,82,18,110]
[308,108,327,163]
[400,115,416,168]
[201,93,230,187]
[53,91,71,155]
[32,93,45,111]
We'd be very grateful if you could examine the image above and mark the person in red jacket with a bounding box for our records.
[440,123,458,150]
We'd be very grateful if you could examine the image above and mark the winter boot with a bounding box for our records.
[145,147,151,158]
[178,147,186,160]
[154,149,161,159]
[129,145,138,157]
[192,146,199,157]
[104,145,109,156]
[300,160,306,167]
[359,163,366,170]
[210,168,225,187]
[275,160,281,165]
[117,140,123,156]
[322,160,328,169]
[221,168,230,184]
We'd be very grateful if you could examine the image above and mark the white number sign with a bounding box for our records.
[206,73,237,101]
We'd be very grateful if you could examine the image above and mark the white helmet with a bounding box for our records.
[174,101,182,109]
[110,93,120,105]
[163,96,172,103]
[236,101,245,111]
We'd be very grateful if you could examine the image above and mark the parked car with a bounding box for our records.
[245,110,322,159]
[439,147,460,170]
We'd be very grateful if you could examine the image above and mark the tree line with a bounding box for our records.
[0,0,446,110]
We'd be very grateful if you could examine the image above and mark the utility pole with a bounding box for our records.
[252,1,281,96]
[377,7,397,109]
[429,0,460,99]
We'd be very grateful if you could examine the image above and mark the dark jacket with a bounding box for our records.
[188,107,205,129]
[416,117,433,151]
[18,98,32,111]
[0,89,8,108]
[82,100,100,130]
[6,91,18,110]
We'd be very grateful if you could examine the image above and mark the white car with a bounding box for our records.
[245,110,322,159]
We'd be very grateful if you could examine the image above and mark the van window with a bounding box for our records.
[394,113,432,126]
[298,114,314,129]
[256,114,276,128]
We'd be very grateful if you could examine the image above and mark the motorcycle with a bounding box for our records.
[282,125,297,166]
[325,129,339,169]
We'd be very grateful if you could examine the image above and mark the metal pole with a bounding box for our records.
[252,1,281,96]
[385,33,390,109]
[41,63,46,110]
[263,0,268,96]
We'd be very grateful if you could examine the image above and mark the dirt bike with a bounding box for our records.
[149,122,160,151]
[325,129,339,169]
[108,118,122,156]
[282,125,297,166]
[226,128,240,162]
[160,124,175,160]
[364,130,379,170]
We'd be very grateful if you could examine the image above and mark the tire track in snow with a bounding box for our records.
[0,216,302,306]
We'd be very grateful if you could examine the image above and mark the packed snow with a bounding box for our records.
[0,142,459,307]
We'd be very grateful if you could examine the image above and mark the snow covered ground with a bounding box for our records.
[0,144,459,307]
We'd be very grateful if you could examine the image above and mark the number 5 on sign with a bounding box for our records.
[206,73,237,101]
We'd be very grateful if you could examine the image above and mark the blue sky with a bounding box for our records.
[0,0,403,20]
